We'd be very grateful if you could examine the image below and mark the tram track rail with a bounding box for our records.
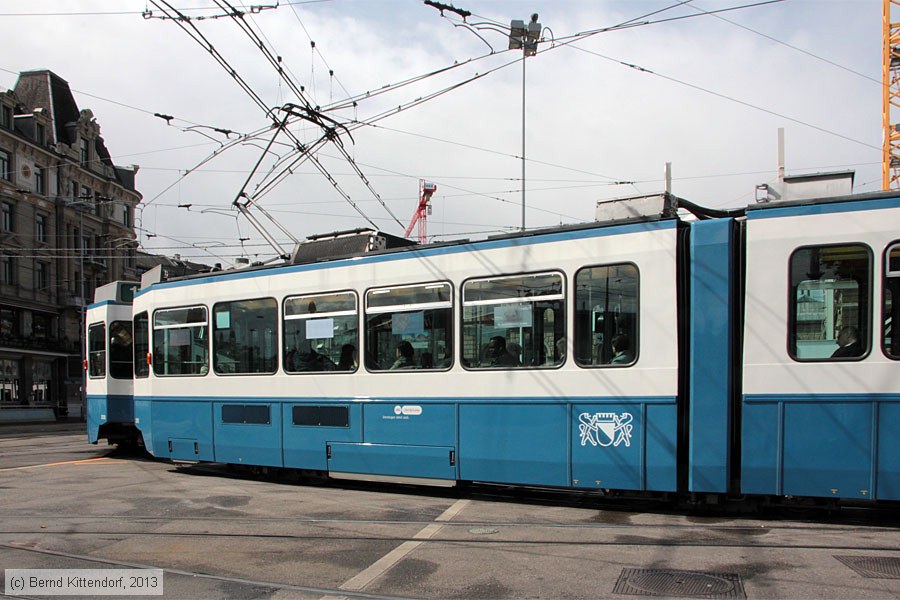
[1,525,898,552]
[0,511,895,534]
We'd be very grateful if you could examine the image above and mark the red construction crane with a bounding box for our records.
[404,180,437,244]
[885,0,900,189]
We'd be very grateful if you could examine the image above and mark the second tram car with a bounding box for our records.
[85,281,142,448]
[85,190,900,505]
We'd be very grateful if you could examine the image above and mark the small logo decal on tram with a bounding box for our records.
[401,405,422,416]
[394,405,402,415]
[578,412,633,448]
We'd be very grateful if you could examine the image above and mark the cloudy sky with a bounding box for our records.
[0,0,882,266]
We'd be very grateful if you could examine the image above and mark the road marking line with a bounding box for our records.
[336,498,469,594]
[0,457,122,471]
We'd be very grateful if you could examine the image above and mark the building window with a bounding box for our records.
[365,282,452,371]
[123,204,131,227]
[284,291,358,373]
[152,306,209,376]
[93,235,106,265]
[212,298,278,374]
[1,256,14,285]
[35,214,47,243]
[32,313,49,339]
[574,264,639,367]
[80,137,90,166]
[88,322,106,378]
[31,359,52,404]
[461,272,565,369]
[0,106,11,129]
[34,122,45,145]
[789,244,871,361]
[80,185,91,201]
[1,203,11,232]
[33,166,45,195]
[35,261,48,291]
[0,149,10,181]
[0,357,20,403]
[0,308,18,337]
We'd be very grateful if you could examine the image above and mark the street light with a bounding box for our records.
[509,13,541,231]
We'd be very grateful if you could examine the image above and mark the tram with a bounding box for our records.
[85,190,900,504]
[85,281,142,448]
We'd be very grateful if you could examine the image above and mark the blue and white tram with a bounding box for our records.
[132,215,682,492]
[85,281,144,448]
[101,190,900,505]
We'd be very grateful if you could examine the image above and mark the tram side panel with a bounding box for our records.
[741,196,900,501]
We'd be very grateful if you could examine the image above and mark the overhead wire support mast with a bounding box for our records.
[884,0,900,190]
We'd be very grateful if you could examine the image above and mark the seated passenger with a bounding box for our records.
[555,337,566,364]
[486,336,520,367]
[337,344,357,370]
[831,326,863,358]
[610,334,634,364]
[293,346,336,371]
[390,340,416,369]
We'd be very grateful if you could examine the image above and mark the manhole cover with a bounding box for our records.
[613,568,746,598]
[468,527,499,535]
[835,556,900,579]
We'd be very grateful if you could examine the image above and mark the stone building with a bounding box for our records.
[0,70,142,421]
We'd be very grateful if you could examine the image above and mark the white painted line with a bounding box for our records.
[336,498,470,593]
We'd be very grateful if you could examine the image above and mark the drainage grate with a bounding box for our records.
[834,556,900,579]
[613,568,746,599]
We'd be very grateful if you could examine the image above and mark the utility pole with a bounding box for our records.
[509,14,541,231]
[63,194,91,420]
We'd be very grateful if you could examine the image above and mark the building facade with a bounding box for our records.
[0,70,142,421]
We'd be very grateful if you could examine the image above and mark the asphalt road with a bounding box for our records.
[1,425,899,599]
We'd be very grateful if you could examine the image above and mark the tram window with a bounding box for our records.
[574,264,638,367]
[221,404,270,425]
[108,320,133,379]
[461,272,565,369]
[133,312,149,378]
[284,291,358,373]
[87,323,106,378]
[152,306,208,376]
[365,282,452,371]
[292,405,349,427]
[213,298,277,375]
[789,244,871,361]
[883,242,900,359]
